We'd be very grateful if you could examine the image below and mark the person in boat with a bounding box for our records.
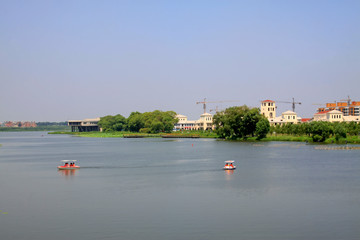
[64,162,69,167]
[230,163,234,167]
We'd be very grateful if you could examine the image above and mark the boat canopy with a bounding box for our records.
[60,160,77,163]
[224,160,234,163]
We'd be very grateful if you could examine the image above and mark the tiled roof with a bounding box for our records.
[315,110,331,115]
[301,118,312,122]
[262,100,275,103]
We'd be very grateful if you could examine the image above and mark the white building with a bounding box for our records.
[260,100,276,119]
[313,110,360,123]
[268,110,301,126]
[174,113,214,131]
[261,100,302,125]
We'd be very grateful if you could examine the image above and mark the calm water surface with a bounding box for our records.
[0,132,359,240]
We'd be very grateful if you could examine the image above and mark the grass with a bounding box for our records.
[324,136,360,144]
[49,130,218,138]
[265,134,360,144]
[262,134,312,142]
[49,131,360,144]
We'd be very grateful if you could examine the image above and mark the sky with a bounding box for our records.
[1,0,359,121]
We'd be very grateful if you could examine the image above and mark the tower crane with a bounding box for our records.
[277,98,301,112]
[340,95,351,106]
[209,106,221,113]
[196,98,242,114]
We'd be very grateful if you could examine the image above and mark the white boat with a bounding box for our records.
[58,160,80,170]
[223,160,236,170]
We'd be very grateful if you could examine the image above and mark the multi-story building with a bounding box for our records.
[314,110,343,122]
[261,100,302,125]
[174,113,214,131]
[68,118,100,132]
[317,101,360,116]
[313,110,360,123]
[260,100,276,119]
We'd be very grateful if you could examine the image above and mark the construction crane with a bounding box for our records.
[209,106,221,113]
[196,98,242,114]
[340,95,351,106]
[277,98,301,112]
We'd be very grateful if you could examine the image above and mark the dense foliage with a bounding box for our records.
[98,114,127,131]
[213,105,270,140]
[98,110,178,133]
[270,121,360,142]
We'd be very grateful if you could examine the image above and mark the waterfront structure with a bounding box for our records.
[174,113,214,131]
[68,118,100,132]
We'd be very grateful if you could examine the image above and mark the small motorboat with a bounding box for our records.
[224,160,236,170]
[58,160,80,170]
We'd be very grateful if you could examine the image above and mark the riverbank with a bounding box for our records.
[262,135,360,144]
[49,131,217,138]
[48,131,360,144]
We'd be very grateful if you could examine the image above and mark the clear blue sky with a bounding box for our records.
[1,0,359,121]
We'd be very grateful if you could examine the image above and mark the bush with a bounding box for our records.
[139,128,151,133]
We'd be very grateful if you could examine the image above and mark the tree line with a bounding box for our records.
[98,110,178,133]
[36,122,68,126]
[270,121,360,142]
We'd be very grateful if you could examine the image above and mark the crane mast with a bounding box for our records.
[277,98,302,112]
[196,98,243,114]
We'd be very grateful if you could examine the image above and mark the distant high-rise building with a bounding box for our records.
[317,101,360,116]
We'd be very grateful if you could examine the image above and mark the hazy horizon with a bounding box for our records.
[1,1,359,122]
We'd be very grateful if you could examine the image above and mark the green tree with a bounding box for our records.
[142,110,178,133]
[255,118,270,139]
[347,122,359,136]
[127,112,145,132]
[213,105,264,140]
[98,115,115,132]
[334,123,347,141]
[126,110,178,133]
[309,121,333,142]
[98,114,127,132]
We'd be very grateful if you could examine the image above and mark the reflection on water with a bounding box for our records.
[58,169,78,178]
[224,169,234,180]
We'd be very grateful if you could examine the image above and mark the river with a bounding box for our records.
[0,132,359,240]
